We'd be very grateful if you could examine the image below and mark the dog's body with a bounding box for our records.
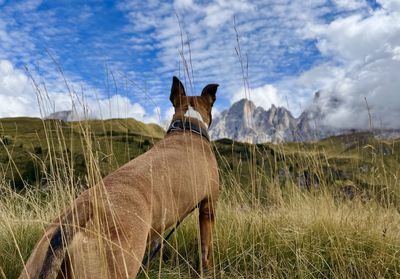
[19,77,219,279]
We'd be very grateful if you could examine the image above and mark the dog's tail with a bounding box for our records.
[37,200,92,279]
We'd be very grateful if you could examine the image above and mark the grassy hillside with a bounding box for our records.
[1,117,399,200]
[214,133,400,207]
[1,117,400,278]
[0,117,164,189]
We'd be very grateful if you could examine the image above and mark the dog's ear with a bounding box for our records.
[201,84,219,106]
[170,76,186,106]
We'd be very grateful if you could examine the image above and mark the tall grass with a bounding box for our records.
[1,116,400,278]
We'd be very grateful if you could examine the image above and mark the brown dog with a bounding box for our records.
[19,76,219,279]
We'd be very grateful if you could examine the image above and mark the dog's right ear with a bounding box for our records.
[201,83,219,106]
[170,76,186,106]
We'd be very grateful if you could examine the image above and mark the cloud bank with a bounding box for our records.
[300,0,400,129]
[0,60,39,117]
[0,59,160,123]
[232,84,287,110]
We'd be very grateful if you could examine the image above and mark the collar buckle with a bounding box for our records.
[170,120,181,129]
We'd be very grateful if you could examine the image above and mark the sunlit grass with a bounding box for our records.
[3,181,400,278]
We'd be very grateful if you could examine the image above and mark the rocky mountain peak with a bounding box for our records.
[209,99,298,143]
[46,110,97,122]
[46,110,76,122]
[210,98,400,143]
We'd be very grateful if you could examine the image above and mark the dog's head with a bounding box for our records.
[169,76,218,128]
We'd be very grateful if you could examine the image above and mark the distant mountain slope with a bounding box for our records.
[210,98,400,143]
[47,110,78,122]
[70,118,165,138]
[46,110,165,139]
[0,117,165,139]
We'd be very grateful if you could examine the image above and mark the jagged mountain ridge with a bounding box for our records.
[45,102,400,144]
[47,110,78,122]
[209,98,400,143]
[209,99,298,143]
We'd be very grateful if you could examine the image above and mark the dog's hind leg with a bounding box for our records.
[61,230,108,279]
[199,198,216,273]
[103,214,151,278]
[63,215,150,278]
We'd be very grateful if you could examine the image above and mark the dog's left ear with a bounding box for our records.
[201,84,219,106]
[170,76,186,106]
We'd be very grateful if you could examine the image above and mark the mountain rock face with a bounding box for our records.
[46,110,97,122]
[210,99,300,143]
[47,110,77,122]
[209,98,398,144]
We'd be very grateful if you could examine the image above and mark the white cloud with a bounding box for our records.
[379,0,400,12]
[0,59,164,124]
[164,106,175,122]
[232,84,286,110]
[211,106,221,119]
[271,63,347,116]
[392,46,400,60]
[332,0,368,11]
[0,59,39,117]
[203,0,254,28]
[174,0,195,10]
[300,3,400,129]
[95,95,146,120]
[54,93,165,124]
[307,11,400,61]
[119,0,342,106]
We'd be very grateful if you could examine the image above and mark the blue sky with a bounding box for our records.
[1,0,400,129]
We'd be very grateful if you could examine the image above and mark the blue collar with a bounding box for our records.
[166,119,210,142]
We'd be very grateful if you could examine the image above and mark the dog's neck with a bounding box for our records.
[167,106,210,141]
[166,118,210,142]
[184,105,208,129]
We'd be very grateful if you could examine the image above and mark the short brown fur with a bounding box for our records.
[19,76,219,279]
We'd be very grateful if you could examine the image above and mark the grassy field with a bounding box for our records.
[1,117,400,278]
[0,117,164,189]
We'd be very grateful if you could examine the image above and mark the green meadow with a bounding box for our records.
[1,117,400,278]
